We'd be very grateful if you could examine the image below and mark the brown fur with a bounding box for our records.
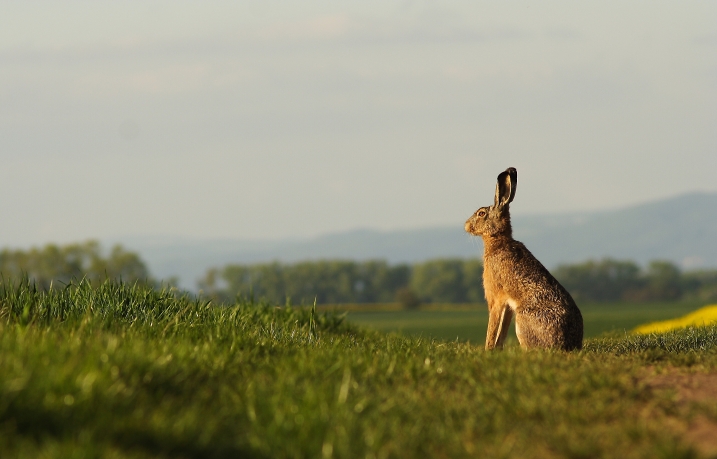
[465,167,583,351]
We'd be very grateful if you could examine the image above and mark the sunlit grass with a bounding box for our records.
[0,279,715,458]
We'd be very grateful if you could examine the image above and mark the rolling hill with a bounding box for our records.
[114,192,717,290]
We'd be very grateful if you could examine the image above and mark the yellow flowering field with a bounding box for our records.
[633,304,717,334]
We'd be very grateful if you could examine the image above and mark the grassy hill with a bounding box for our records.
[1,280,717,458]
[117,192,717,289]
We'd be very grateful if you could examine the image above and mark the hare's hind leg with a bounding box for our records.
[514,313,552,349]
[485,304,513,350]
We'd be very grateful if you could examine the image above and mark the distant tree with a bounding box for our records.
[197,267,220,296]
[411,259,466,303]
[396,287,421,310]
[219,262,285,303]
[681,269,717,302]
[0,241,153,290]
[362,261,411,303]
[637,261,682,301]
[462,259,485,303]
[553,259,641,302]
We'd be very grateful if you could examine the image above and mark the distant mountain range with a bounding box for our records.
[112,193,717,290]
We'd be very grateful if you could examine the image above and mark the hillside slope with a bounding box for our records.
[116,192,717,289]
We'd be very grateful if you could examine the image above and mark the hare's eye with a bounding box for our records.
[478,210,486,217]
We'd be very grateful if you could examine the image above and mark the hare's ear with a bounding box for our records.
[493,167,517,208]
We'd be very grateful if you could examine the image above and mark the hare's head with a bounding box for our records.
[465,167,517,237]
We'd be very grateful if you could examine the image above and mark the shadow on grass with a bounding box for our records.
[3,404,269,459]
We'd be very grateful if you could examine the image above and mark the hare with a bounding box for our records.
[465,167,583,351]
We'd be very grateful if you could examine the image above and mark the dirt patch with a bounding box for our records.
[644,370,717,405]
[643,368,717,457]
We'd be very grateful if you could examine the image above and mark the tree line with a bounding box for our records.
[553,259,717,303]
[201,258,717,306]
[3,241,717,305]
[199,259,485,307]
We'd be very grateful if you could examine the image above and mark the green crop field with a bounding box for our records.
[1,280,717,458]
[344,301,708,344]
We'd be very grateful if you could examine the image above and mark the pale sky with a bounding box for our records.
[1,1,716,246]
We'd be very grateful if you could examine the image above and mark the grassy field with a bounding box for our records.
[1,280,717,458]
[344,301,708,344]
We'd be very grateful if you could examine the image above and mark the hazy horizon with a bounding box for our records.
[2,2,716,247]
[0,189,707,249]
[112,189,717,244]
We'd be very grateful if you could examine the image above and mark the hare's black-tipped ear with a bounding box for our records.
[493,167,517,208]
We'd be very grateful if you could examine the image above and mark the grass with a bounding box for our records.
[1,279,717,458]
[343,300,708,343]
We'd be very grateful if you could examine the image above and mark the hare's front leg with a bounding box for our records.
[485,303,513,350]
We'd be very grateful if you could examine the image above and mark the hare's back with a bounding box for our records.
[489,240,571,300]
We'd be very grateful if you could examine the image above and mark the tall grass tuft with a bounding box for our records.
[0,276,352,344]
